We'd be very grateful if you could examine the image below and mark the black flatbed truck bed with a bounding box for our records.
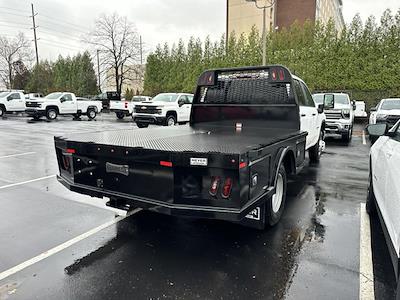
[55,65,309,228]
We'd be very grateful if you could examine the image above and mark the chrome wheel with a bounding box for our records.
[272,174,284,213]
[48,109,57,120]
[167,117,176,126]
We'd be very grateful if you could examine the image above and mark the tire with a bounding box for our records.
[165,115,177,126]
[87,108,97,120]
[116,112,125,120]
[342,127,352,143]
[136,122,149,128]
[366,170,377,216]
[46,108,58,120]
[267,164,287,226]
[309,130,324,163]
[0,106,5,117]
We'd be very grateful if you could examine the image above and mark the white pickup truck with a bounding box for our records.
[133,93,194,128]
[110,95,152,119]
[25,92,102,121]
[0,91,26,117]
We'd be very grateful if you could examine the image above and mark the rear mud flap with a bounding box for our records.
[238,204,266,230]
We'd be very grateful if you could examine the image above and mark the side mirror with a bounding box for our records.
[352,101,356,110]
[7,96,12,101]
[178,99,184,107]
[366,123,388,138]
[323,94,334,109]
[370,107,377,112]
[317,104,324,114]
[60,97,66,103]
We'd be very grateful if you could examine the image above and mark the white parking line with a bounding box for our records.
[0,152,36,159]
[0,208,141,282]
[362,131,367,145]
[359,203,375,300]
[0,175,56,190]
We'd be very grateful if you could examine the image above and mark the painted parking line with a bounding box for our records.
[359,203,375,300]
[0,208,141,282]
[0,152,36,159]
[0,175,56,190]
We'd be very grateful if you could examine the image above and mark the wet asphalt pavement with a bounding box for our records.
[0,114,397,299]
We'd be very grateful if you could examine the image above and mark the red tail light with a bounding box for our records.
[160,161,173,167]
[279,69,285,80]
[66,148,75,154]
[271,69,277,81]
[221,177,233,199]
[209,176,221,196]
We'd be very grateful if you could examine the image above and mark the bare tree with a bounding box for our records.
[86,13,141,95]
[0,33,31,89]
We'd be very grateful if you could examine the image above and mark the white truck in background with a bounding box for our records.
[110,95,152,119]
[25,92,102,121]
[133,93,194,128]
[0,91,26,117]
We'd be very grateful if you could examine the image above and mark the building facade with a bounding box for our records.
[227,0,344,38]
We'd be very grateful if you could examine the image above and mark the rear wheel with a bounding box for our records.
[366,170,376,216]
[87,108,97,120]
[0,106,5,117]
[116,112,125,119]
[165,115,177,126]
[267,164,287,226]
[46,108,58,120]
[136,122,149,128]
[309,130,324,163]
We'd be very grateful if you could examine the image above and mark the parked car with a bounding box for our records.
[369,98,400,128]
[354,100,368,118]
[54,65,325,229]
[366,120,400,299]
[110,95,152,120]
[0,90,26,117]
[133,93,194,128]
[25,93,44,100]
[92,91,120,111]
[25,92,102,121]
[313,93,354,142]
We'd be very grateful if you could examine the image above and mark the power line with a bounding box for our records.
[0,6,30,14]
[37,14,91,33]
[39,40,84,52]
[0,11,29,18]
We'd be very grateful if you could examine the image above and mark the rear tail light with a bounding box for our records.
[271,69,277,81]
[221,177,233,199]
[66,148,75,154]
[160,161,173,167]
[209,176,221,196]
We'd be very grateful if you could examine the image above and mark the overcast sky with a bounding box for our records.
[0,0,399,62]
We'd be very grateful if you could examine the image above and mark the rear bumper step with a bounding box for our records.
[57,175,274,222]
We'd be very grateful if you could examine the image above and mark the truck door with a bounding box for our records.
[300,81,319,146]
[183,95,193,121]
[294,80,313,149]
[7,92,24,111]
[177,95,188,121]
[59,93,76,114]
[382,129,400,257]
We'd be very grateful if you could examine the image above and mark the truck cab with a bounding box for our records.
[0,91,26,117]
[133,93,193,128]
[313,93,354,142]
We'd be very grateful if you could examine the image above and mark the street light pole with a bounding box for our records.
[246,0,275,66]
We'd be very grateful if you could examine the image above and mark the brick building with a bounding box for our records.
[226,0,345,37]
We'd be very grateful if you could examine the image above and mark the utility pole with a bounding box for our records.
[139,35,143,65]
[96,49,101,93]
[30,3,39,65]
[246,0,275,65]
